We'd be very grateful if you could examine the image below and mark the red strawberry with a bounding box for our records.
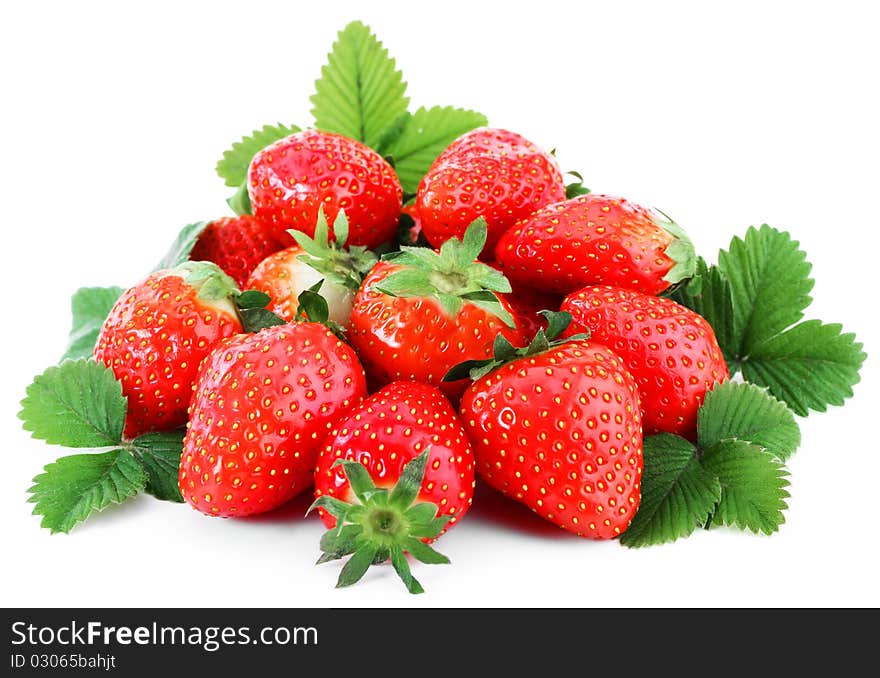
[416,128,565,255]
[495,194,697,296]
[348,220,526,401]
[457,314,643,538]
[314,381,474,533]
[245,209,376,327]
[94,262,242,438]
[561,285,729,437]
[189,215,285,288]
[179,322,368,517]
[247,129,402,248]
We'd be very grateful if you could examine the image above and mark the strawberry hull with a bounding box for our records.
[314,381,475,535]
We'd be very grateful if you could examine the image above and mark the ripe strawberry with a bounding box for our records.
[495,193,697,296]
[456,313,643,538]
[561,285,730,437]
[314,381,474,532]
[348,220,527,401]
[189,215,285,288]
[94,262,242,438]
[179,322,368,517]
[245,209,376,327]
[247,129,402,248]
[416,128,565,255]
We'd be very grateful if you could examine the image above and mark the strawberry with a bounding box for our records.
[94,262,243,438]
[455,312,643,538]
[179,322,368,517]
[247,129,402,248]
[314,381,474,532]
[310,381,473,593]
[495,193,697,296]
[416,128,565,255]
[561,285,730,437]
[348,220,527,400]
[189,215,285,288]
[245,209,376,327]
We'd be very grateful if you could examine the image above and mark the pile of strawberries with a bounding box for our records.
[23,22,860,595]
[89,121,728,587]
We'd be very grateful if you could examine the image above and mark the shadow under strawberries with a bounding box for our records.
[464,483,580,540]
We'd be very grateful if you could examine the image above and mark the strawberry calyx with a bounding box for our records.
[293,282,347,340]
[375,218,516,328]
[443,310,589,382]
[308,450,451,595]
[233,289,287,333]
[653,209,698,286]
[289,207,377,291]
[172,260,240,301]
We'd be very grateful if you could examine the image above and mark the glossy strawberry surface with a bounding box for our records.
[562,285,729,437]
[314,381,475,534]
[348,262,526,401]
[416,128,565,255]
[460,340,643,538]
[189,215,285,288]
[247,130,402,248]
[496,194,687,296]
[179,322,368,517]
[94,268,241,438]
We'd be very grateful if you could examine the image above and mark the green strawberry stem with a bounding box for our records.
[376,218,516,328]
[308,450,451,594]
[444,310,589,382]
[289,207,377,291]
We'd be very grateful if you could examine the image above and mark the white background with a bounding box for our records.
[2,0,878,607]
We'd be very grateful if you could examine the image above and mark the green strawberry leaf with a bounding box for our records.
[155,221,209,271]
[718,225,814,362]
[311,21,409,150]
[19,360,126,448]
[61,286,124,363]
[742,320,866,416]
[666,258,736,366]
[701,440,790,535]
[698,382,801,461]
[227,181,252,216]
[28,449,147,534]
[216,123,300,188]
[381,106,488,193]
[675,225,865,415]
[129,431,185,503]
[620,434,721,548]
[622,382,799,547]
